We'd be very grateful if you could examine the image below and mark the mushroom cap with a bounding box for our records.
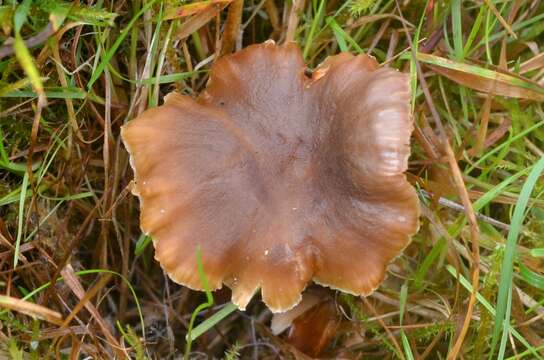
[121,42,420,313]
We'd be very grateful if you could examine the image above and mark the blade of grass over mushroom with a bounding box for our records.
[188,302,239,342]
[490,155,544,358]
[185,247,214,360]
[416,53,544,101]
[87,0,158,90]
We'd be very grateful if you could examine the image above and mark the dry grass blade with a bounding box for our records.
[264,0,281,38]
[220,0,244,55]
[474,95,492,155]
[347,14,414,29]
[482,0,517,39]
[0,295,63,325]
[60,274,113,328]
[0,22,55,60]
[518,52,544,75]
[174,2,229,40]
[164,0,233,19]
[418,53,544,101]
[285,0,305,43]
[60,266,125,357]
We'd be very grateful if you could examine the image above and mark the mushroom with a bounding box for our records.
[121,41,420,313]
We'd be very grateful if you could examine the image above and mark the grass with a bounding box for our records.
[0,0,544,358]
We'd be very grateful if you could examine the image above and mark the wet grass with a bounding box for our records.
[1,0,544,358]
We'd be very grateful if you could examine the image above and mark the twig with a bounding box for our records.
[0,22,55,60]
[419,190,510,231]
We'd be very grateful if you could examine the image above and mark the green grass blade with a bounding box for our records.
[490,155,544,357]
[399,283,414,360]
[463,6,485,57]
[87,0,157,90]
[410,0,429,112]
[13,0,31,33]
[446,265,542,359]
[465,119,544,174]
[529,248,544,257]
[188,302,238,342]
[326,17,363,53]
[518,262,544,291]
[451,0,463,61]
[134,234,152,257]
[303,0,326,59]
[185,247,214,360]
[13,33,44,97]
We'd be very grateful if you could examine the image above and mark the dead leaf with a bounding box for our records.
[271,292,321,335]
[288,300,340,357]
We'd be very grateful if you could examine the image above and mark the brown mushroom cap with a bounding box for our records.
[121,41,419,313]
